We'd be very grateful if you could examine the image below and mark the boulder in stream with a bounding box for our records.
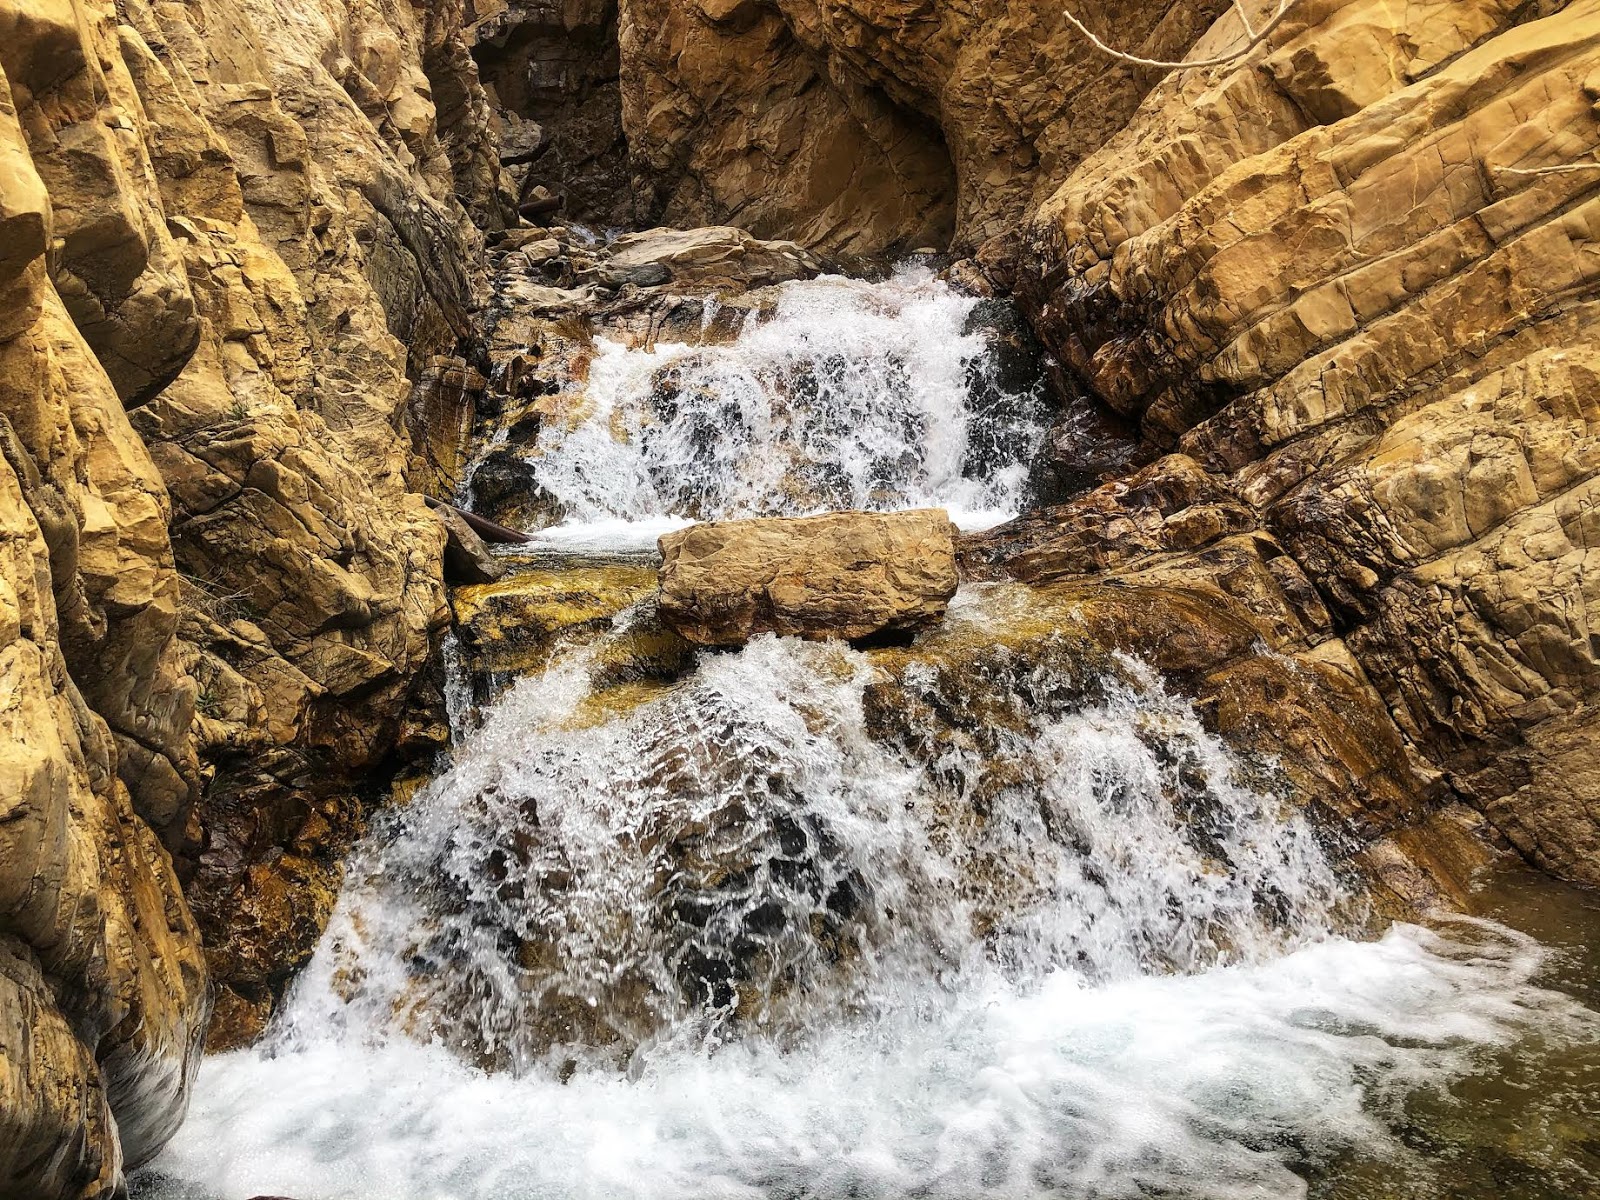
[657,509,959,645]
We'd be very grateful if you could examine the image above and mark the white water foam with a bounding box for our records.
[514,267,1045,552]
[145,921,1575,1200]
[141,627,1594,1200]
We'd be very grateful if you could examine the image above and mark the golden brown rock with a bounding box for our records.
[0,0,513,1178]
[658,509,959,644]
[989,0,1600,887]
[617,0,1236,252]
[0,55,207,1198]
[998,0,1600,889]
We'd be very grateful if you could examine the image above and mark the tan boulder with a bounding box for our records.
[604,226,823,290]
[658,509,959,645]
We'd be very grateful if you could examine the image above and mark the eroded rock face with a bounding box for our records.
[92,0,491,1047]
[0,0,505,1179]
[0,55,207,1199]
[658,509,959,644]
[616,0,1233,252]
[983,0,1600,887]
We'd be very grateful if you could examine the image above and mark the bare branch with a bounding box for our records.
[1494,159,1600,177]
[1061,0,1305,72]
[1231,0,1259,41]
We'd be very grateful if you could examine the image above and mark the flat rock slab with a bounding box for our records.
[658,509,959,645]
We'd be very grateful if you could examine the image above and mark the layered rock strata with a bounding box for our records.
[0,28,207,1196]
[0,0,510,1183]
[978,0,1600,887]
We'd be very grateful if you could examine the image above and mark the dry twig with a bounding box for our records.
[1061,0,1305,71]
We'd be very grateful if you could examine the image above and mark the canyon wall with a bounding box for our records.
[616,0,1233,252]
[6,0,1600,1191]
[0,0,506,1188]
[1001,0,1600,885]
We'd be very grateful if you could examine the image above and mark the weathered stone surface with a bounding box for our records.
[617,0,1233,252]
[658,509,959,645]
[980,0,1600,887]
[0,57,207,1198]
[605,226,823,290]
[0,0,508,1177]
[962,454,1256,581]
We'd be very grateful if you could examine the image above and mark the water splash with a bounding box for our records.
[266,619,1347,1072]
[522,268,1046,540]
[140,612,1597,1200]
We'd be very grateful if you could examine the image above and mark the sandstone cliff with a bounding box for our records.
[998,0,1600,887]
[616,0,1235,252]
[7,0,1600,1189]
[0,0,507,1186]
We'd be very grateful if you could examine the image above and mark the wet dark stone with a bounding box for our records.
[742,900,787,937]
[468,448,563,529]
[1027,393,1158,506]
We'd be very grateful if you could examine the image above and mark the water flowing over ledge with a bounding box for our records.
[502,268,1048,552]
[140,607,1598,1200]
[138,270,1600,1200]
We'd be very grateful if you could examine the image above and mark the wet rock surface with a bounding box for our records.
[658,509,960,645]
[5,0,1600,1190]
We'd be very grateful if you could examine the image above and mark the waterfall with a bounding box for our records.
[138,273,1598,1200]
[514,268,1047,550]
[271,610,1348,1076]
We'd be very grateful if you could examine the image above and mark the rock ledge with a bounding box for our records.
[658,510,959,645]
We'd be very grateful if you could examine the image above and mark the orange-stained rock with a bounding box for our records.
[617,0,1235,252]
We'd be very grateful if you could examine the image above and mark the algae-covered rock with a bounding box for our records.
[454,565,659,672]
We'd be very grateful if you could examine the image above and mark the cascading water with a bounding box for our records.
[265,621,1349,1076]
[503,268,1047,549]
[139,272,1600,1200]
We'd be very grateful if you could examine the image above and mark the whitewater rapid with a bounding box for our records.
[141,622,1594,1200]
[138,271,1597,1200]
